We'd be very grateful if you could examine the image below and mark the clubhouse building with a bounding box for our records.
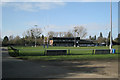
[49,37,96,47]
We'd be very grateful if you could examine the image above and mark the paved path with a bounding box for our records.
[2,47,118,79]
[2,48,71,78]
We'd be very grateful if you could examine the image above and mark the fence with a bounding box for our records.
[8,47,112,56]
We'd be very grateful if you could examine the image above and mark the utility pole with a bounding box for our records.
[47,35,49,48]
[74,37,76,47]
[74,27,77,47]
[43,26,49,48]
[109,0,112,53]
[34,25,37,47]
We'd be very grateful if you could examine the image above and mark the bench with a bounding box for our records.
[93,49,110,54]
[45,50,67,56]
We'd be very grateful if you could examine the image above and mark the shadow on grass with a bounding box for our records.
[8,52,19,57]
[9,52,118,56]
[19,53,45,56]
[19,52,92,56]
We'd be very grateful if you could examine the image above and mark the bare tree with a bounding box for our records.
[73,26,87,38]
[47,31,55,38]
[23,28,42,46]
[25,28,42,38]
[73,27,78,37]
[8,35,14,44]
[59,32,62,37]
[54,32,59,37]
[14,36,20,44]
[63,32,67,37]
[61,32,65,37]
[64,31,73,37]
[9,35,14,40]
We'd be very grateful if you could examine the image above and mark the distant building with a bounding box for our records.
[79,39,95,47]
[49,37,96,47]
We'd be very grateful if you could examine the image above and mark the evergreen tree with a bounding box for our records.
[97,32,106,43]
[89,36,92,40]
[114,33,120,45]
[107,32,110,46]
[94,35,96,40]
[118,33,120,44]
[2,36,9,46]
[42,35,44,40]
[100,32,103,38]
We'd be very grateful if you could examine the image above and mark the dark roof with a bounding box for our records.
[51,37,80,40]
[80,39,95,44]
[49,37,96,44]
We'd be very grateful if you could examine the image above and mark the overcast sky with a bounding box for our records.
[1,1,118,39]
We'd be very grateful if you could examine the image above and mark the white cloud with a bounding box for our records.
[1,0,120,2]
[1,0,64,2]
[35,3,55,10]
[36,2,65,10]
[2,30,23,38]
[2,23,118,39]
[78,0,120,2]
[2,2,66,12]
[14,3,36,12]
[43,23,117,39]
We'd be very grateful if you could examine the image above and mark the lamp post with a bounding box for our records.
[43,27,46,48]
[109,0,112,53]
[74,27,77,47]
[74,37,76,47]
[34,25,37,47]
[43,26,49,48]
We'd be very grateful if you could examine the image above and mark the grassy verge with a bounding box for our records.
[17,54,118,61]
[8,45,119,61]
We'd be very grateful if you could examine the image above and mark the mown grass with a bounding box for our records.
[8,45,119,61]
[17,54,118,61]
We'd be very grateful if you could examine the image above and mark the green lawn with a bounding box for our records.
[8,45,119,61]
[17,54,118,61]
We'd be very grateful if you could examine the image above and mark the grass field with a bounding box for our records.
[8,45,119,61]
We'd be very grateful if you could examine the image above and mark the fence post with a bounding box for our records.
[92,49,94,55]
[92,49,95,55]
[68,49,70,55]
[94,49,96,54]
[44,49,46,56]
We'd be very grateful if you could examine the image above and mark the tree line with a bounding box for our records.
[89,32,120,46]
[2,26,120,46]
